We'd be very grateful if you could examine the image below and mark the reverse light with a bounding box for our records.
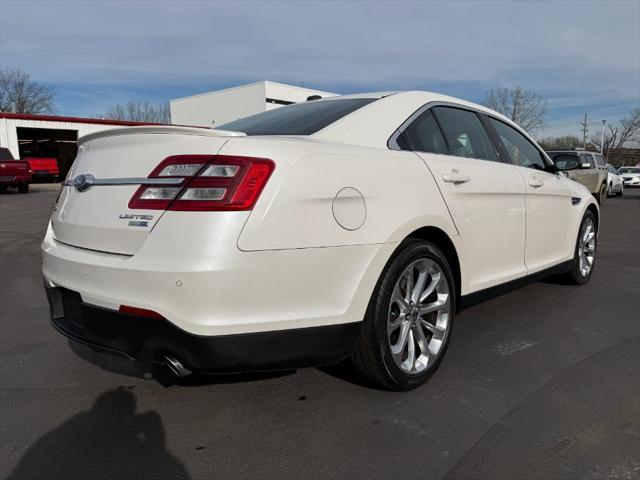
[128,155,274,211]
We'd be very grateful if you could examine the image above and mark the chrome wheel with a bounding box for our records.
[387,258,451,375]
[578,217,596,277]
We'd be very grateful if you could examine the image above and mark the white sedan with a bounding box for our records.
[618,166,640,188]
[42,91,599,390]
[607,164,624,196]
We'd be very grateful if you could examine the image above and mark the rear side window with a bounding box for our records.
[580,153,595,168]
[488,118,546,170]
[397,109,448,154]
[0,148,14,160]
[594,154,606,167]
[217,98,377,135]
[432,107,497,161]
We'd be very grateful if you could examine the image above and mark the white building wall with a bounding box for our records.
[170,81,335,127]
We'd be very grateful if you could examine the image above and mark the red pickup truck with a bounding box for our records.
[23,157,59,182]
[0,147,32,193]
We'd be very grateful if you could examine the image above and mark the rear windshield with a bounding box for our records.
[217,98,377,135]
[0,148,14,160]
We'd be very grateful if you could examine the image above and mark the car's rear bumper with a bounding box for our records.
[42,218,394,337]
[45,284,361,373]
[0,174,31,185]
[31,171,58,181]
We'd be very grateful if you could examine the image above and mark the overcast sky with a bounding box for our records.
[1,0,638,138]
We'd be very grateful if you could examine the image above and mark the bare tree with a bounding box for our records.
[590,107,640,158]
[537,135,584,151]
[0,68,56,114]
[105,100,170,123]
[483,86,547,132]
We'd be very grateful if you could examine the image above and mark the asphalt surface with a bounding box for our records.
[1,184,639,480]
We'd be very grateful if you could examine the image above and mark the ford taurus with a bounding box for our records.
[42,92,599,390]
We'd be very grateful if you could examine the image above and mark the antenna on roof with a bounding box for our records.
[306,95,322,101]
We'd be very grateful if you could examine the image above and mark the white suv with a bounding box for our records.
[43,92,598,390]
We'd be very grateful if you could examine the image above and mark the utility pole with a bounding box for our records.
[580,113,588,149]
[600,120,606,155]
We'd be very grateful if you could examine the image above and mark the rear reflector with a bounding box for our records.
[128,155,274,211]
[119,305,165,319]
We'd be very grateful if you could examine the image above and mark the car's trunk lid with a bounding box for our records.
[51,126,242,255]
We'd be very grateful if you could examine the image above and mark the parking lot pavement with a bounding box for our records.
[1,184,639,480]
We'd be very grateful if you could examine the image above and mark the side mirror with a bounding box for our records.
[555,158,580,171]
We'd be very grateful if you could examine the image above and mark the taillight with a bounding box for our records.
[128,155,274,211]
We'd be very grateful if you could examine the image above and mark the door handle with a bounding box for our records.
[442,170,470,185]
[528,177,544,188]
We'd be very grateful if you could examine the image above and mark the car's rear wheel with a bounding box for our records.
[598,183,606,205]
[0,185,7,193]
[352,239,455,391]
[565,211,597,285]
[18,183,29,194]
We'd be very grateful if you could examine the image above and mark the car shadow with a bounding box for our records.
[5,387,190,480]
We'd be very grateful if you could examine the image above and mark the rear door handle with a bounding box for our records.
[442,170,470,185]
[528,177,544,188]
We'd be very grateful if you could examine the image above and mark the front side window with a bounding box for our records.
[432,107,497,161]
[552,153,579,170]
[217,98,377,135]
[396,109,448,154]
[488,118,546,170]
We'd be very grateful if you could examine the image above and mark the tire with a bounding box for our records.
[352,239,456,391]
[597,183,606,205]
[607,182,613,197]
[17,183,29,194]
[564,211,597,285]
[0,185,7,193]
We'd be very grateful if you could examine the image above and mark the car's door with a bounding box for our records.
[393,105,527,293]
[577,153,598,192]
[485,116,575,272]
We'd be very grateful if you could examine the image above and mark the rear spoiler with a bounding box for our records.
[78,125,246,146]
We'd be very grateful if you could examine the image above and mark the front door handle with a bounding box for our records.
[528,176,544,188]
[442,170,470,185]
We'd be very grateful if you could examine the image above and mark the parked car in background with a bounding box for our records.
[24,157,60,183]
[547,150,608,204]
[0,147,31,193]
[607,164,624,196]
[43,91,599,391]
[618,166,640,188]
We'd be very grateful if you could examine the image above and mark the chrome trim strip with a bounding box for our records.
[62,177,184,187]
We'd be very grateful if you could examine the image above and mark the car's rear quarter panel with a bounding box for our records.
[220,137,458,251]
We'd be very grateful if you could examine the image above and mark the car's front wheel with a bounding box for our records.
[352,239,455,391]
[565,211,597,285]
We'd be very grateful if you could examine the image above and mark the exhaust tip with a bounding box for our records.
[164,355,192,377]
